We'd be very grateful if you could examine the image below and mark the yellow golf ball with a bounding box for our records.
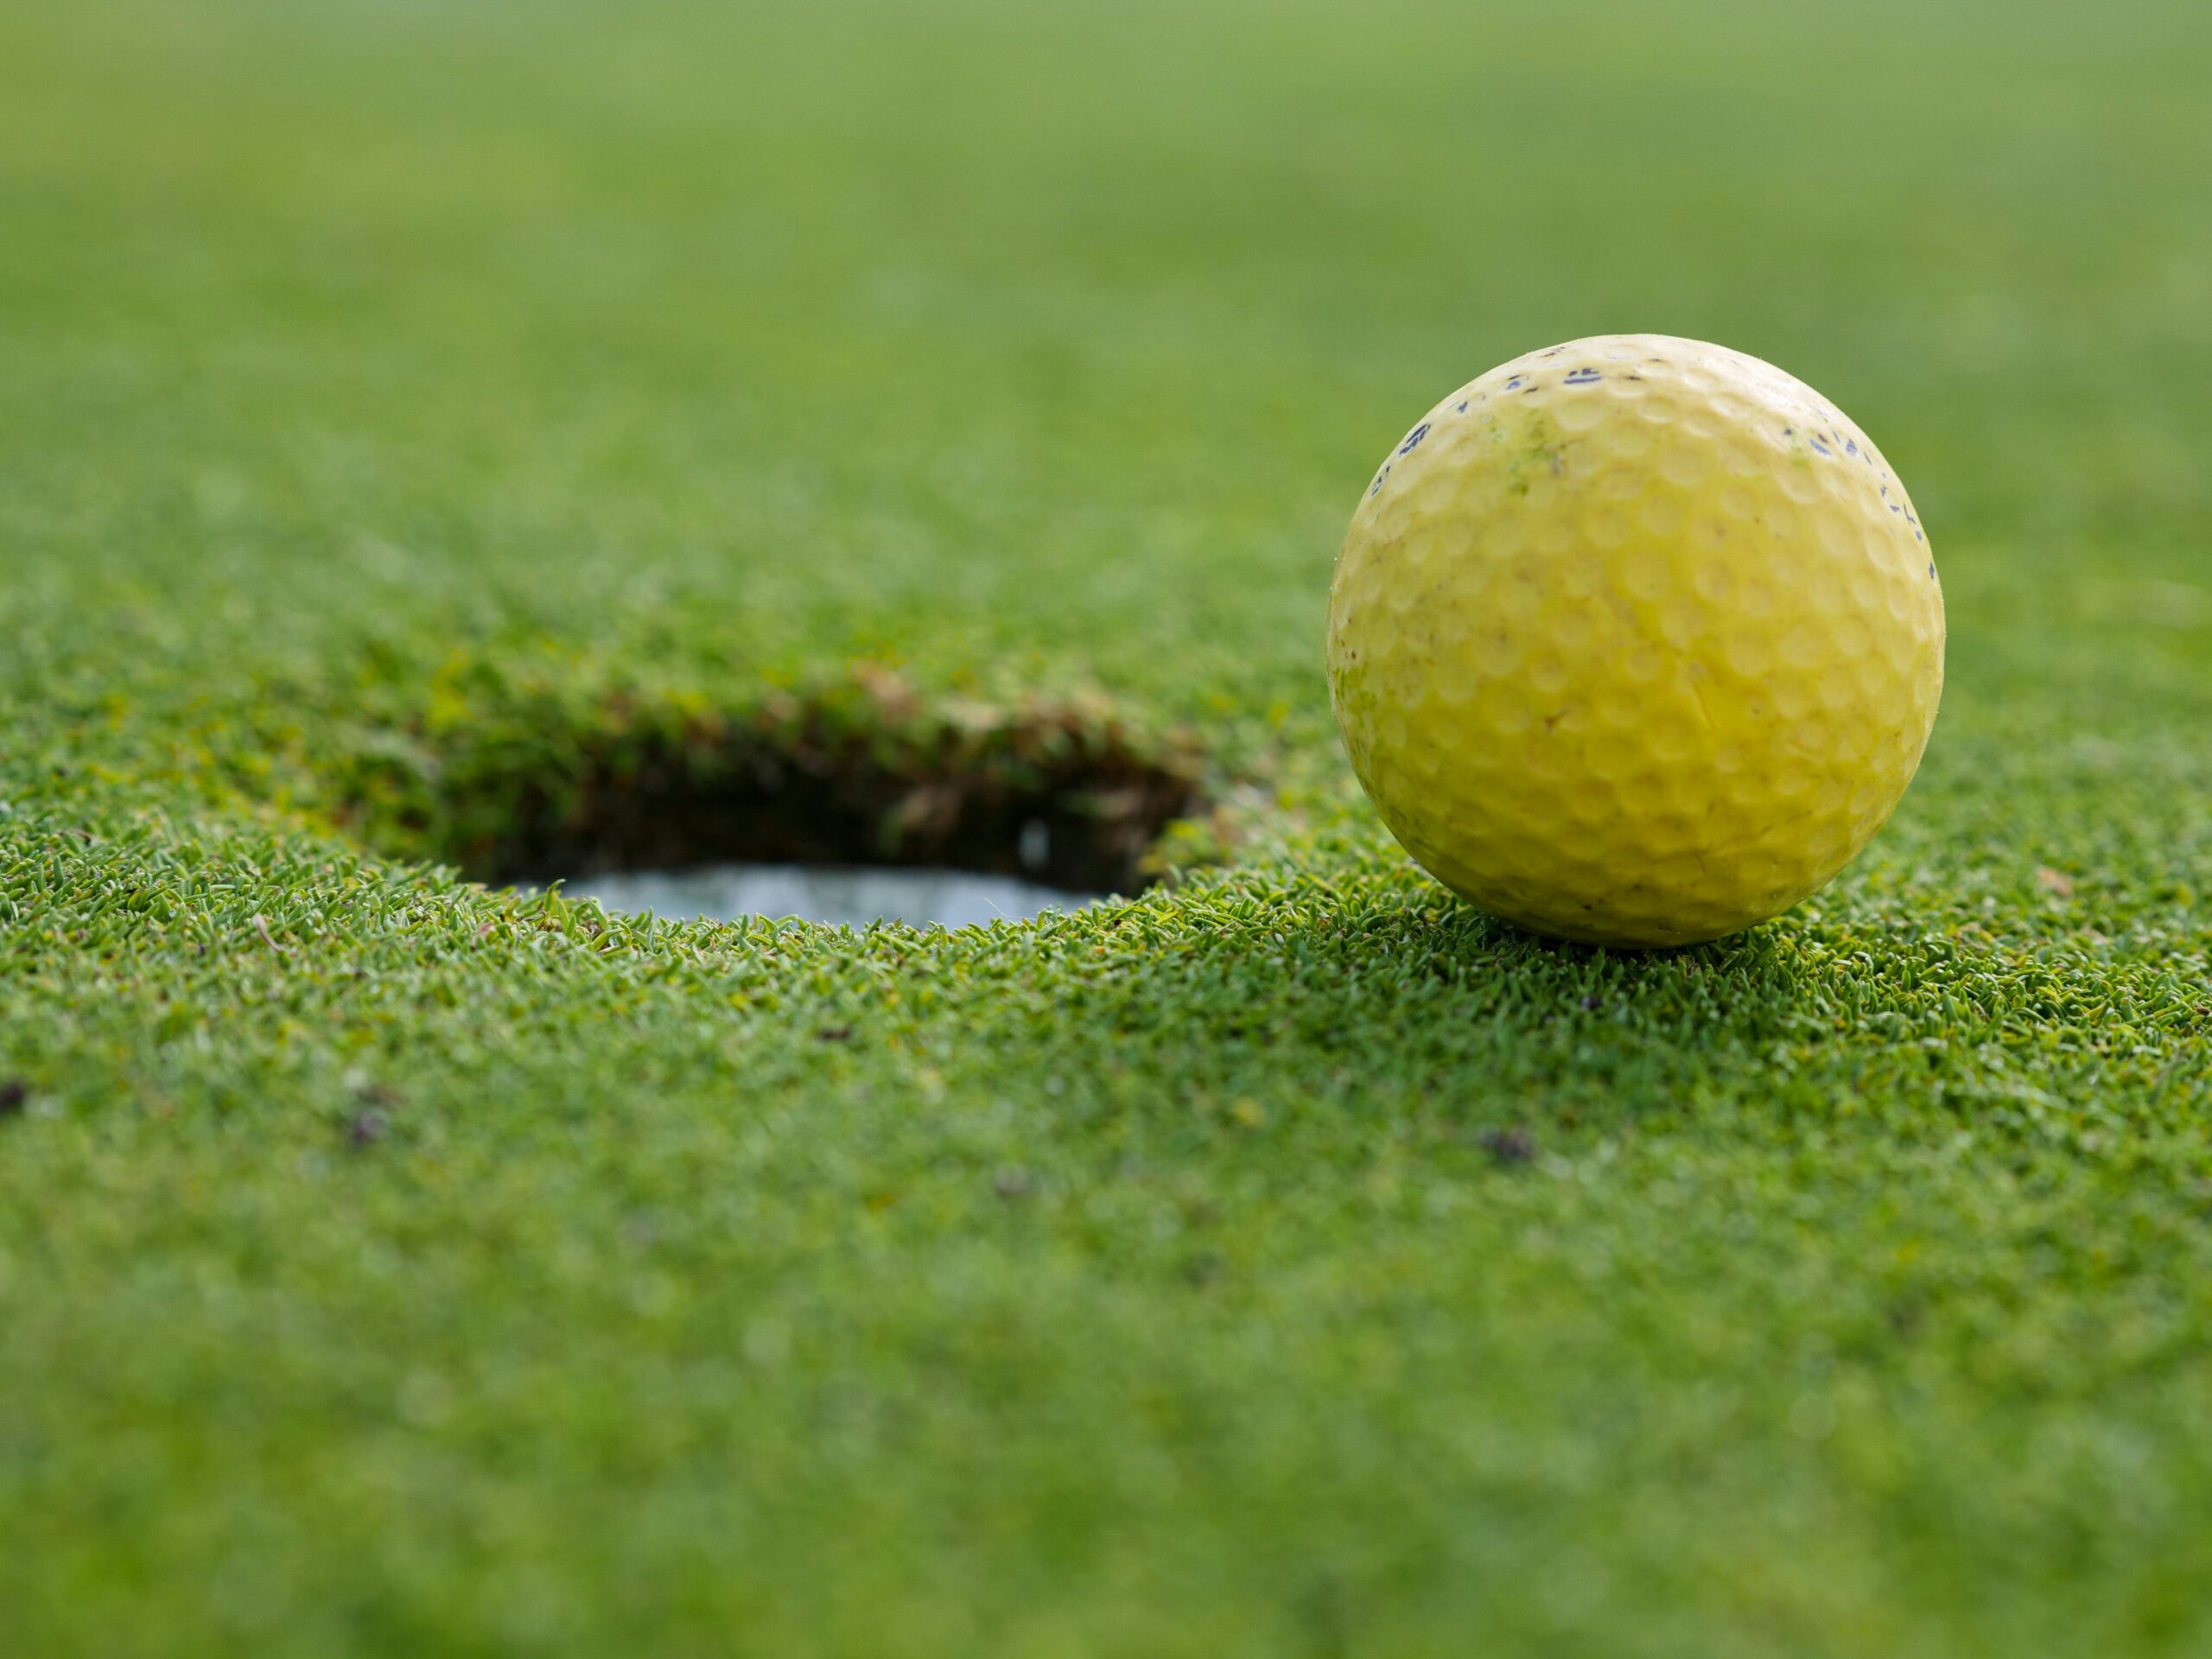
[1327,334,1944,947]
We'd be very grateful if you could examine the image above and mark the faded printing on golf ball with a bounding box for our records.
[1327,334,1944,947]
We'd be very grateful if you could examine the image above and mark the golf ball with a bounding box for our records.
[1327,334,1943,947]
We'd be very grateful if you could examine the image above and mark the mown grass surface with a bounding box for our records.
[3,1,2210,1654]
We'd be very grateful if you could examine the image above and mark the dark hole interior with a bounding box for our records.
[482,742,1198,897]
[372,705,1209,930]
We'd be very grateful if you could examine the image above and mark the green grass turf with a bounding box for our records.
[4,0,2211,1652]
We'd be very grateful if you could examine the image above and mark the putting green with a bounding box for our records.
[3,3,2209,1654]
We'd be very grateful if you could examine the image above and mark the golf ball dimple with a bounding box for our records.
[1326,334,1944,948]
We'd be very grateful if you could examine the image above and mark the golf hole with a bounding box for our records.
[499,728,1194,927]
[345,676,1208,928]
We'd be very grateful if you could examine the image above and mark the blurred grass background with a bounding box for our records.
[3,3,2210,1656]
[5,0,2206,721]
